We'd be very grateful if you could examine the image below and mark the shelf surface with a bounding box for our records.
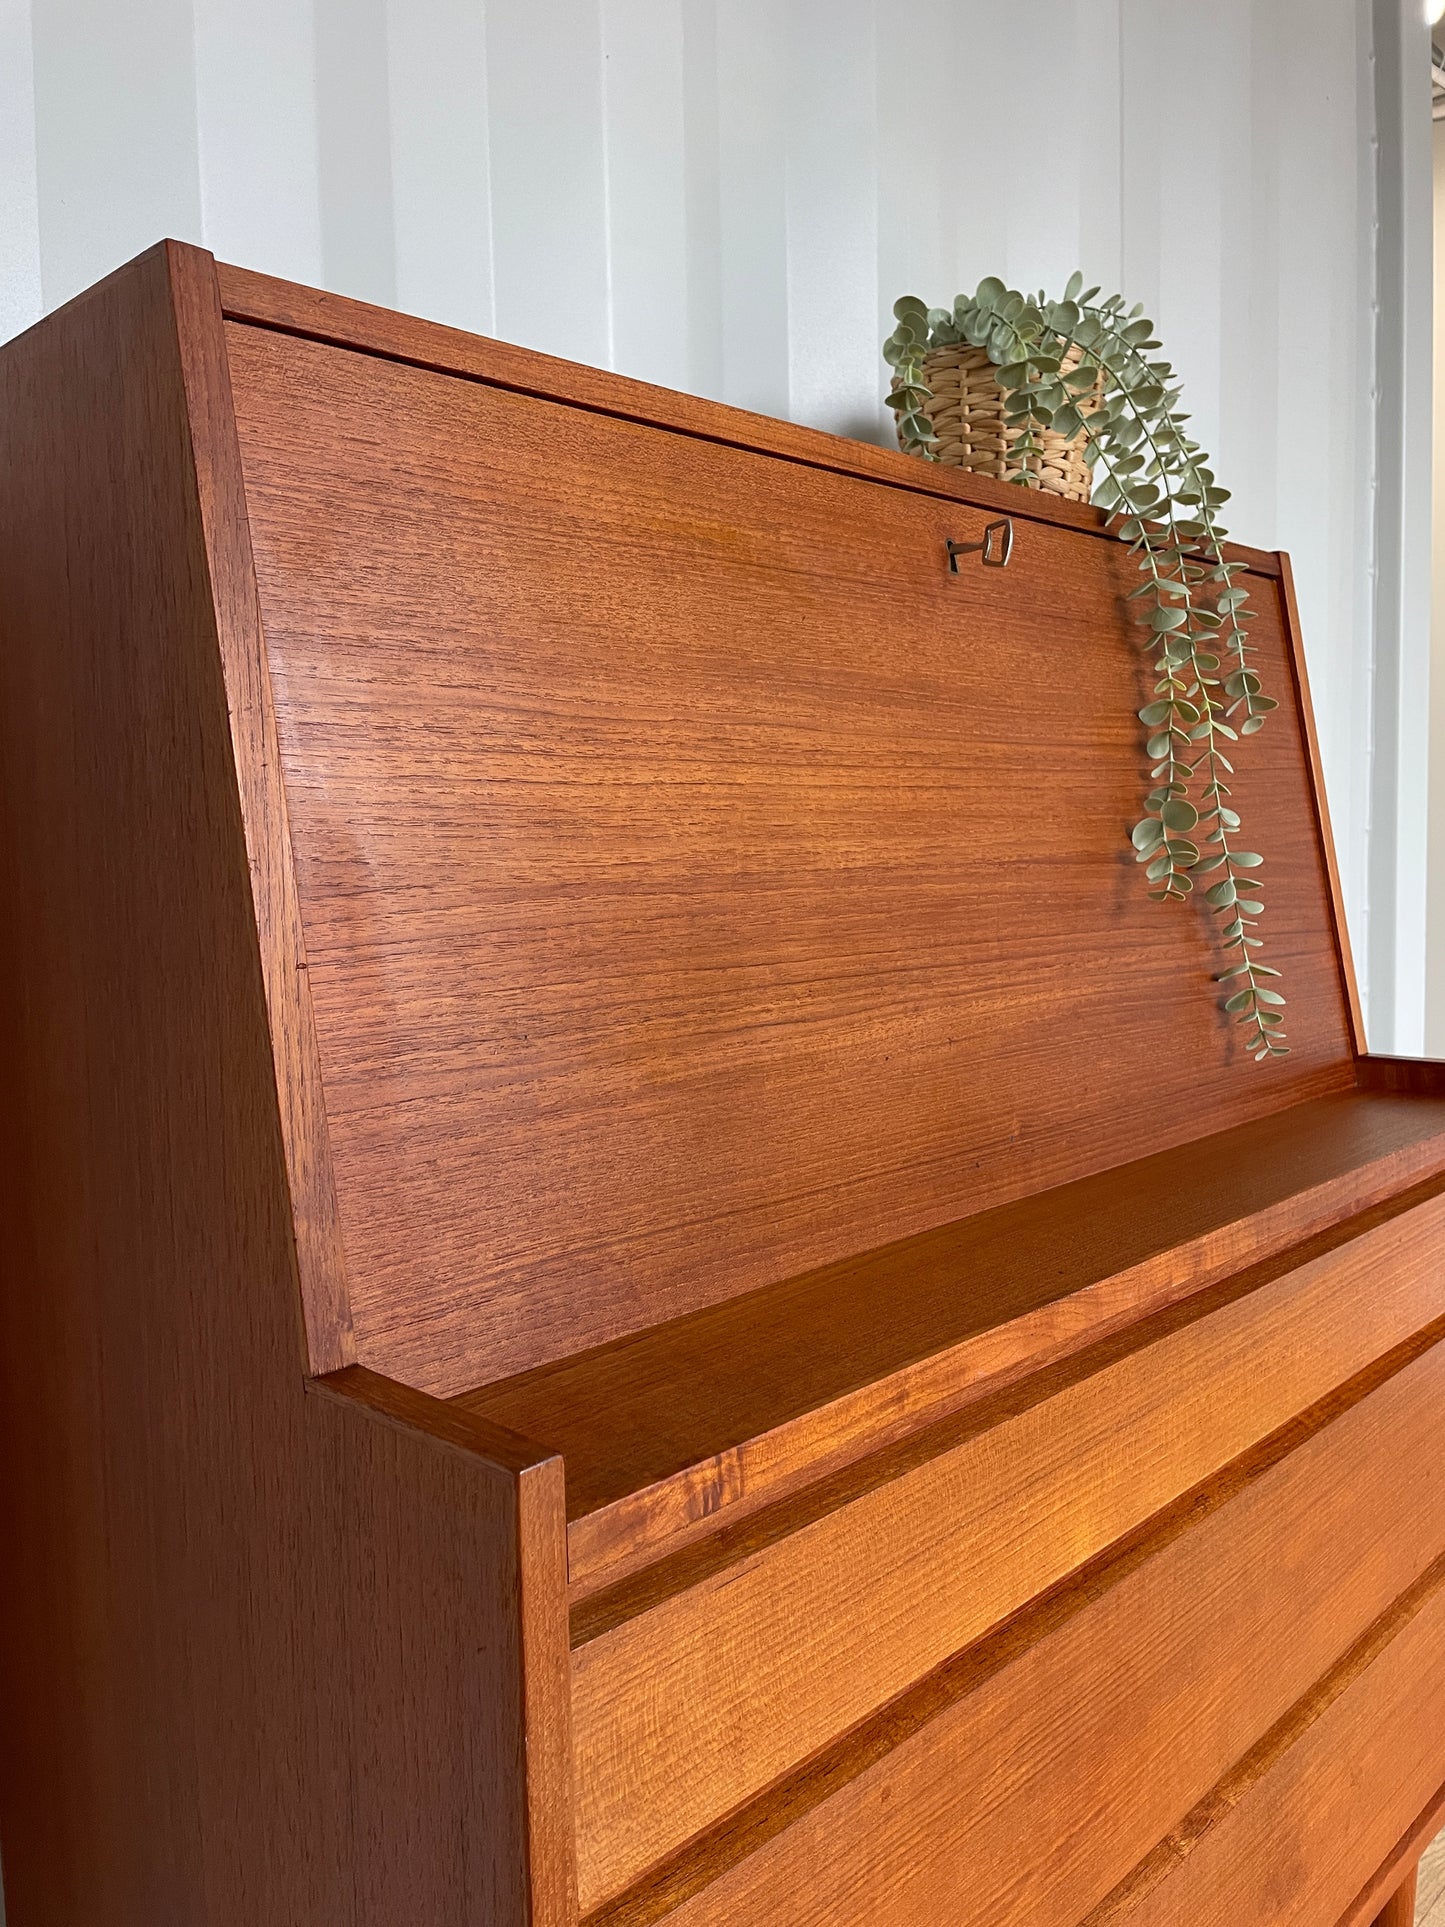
[455,1088,1445,1596]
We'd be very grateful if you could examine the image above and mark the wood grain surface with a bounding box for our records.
[1278,550,1367,1054]
[592,1337,1445,1927]
[1090,1549,1445,1927]
[1402,1823,1445,1927]
[179,234,356,1376]
[1374,1870,1420,1927]
[226,317,1354,1401]
[569,1182,1445,1909]
[1338,1803,1445,1927]
[468,1090,1445,1592]
[0,241,576,1927]
[215,258,1285,577]
[1361,1057,1445,1097]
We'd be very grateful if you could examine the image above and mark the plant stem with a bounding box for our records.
[1073,303,1263,726]
[1029,311,1287,1058]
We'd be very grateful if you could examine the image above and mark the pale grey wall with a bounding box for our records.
[1429,111,1445,1056]
[1373,0,1435,1054]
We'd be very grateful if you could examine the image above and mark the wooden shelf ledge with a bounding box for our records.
[454,1084,1445,1599]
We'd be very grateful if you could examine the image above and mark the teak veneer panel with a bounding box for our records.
[0,244,575,1924]
[1097,1557,1445,1926]
[570,1180,1445,1909]
[1339,1791,1445,1927]
[225,318,1353,1399]
[604,1337,1445,1927]
[214,257,1285,577]
[468,1089,1445,1590]
[1373,1872,1421,1927]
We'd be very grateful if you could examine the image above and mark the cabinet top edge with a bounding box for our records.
[213,257,1281,580]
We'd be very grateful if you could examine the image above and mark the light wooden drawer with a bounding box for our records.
[572,1191,1445,1912]
[1108,1551,1445,1926]
[597,1333,1445,1927]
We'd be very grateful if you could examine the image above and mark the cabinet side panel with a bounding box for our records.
[169,243,356,1377]
[0,245,564,1925]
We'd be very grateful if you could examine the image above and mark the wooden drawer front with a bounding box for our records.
[572,1195,1445,1911]
[590,1333,1445,1927]
[1106,1558,1445,1926]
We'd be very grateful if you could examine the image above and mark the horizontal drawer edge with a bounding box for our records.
[572,1198,1445,1909]
[579,1342,1445,1925]
[567,1141,1445,1601]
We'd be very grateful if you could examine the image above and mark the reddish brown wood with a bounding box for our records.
[214,258,1284,578]
[0,242,574,1926]
[1371,1868,1419,1927]
[1087,1551,1445,1926]
[226,316,1352,1407]
[569,1183,1445,1906]
[1340,1793,1445,1927]
[456,1091,1445,1594]
[1360,1055,1445,1096]
[172,226,354,1375]
[585,1339,1445,1925]
[3,243,1439,1927]
[1278,549,1368,1057]
[314,1368,579,1925]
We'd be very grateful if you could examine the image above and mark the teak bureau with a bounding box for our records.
[2,242,1445,1927]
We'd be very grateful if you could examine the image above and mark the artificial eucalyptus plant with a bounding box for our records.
[883,274,1287,1062]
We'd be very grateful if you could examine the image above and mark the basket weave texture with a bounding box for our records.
[901,344,1099,504]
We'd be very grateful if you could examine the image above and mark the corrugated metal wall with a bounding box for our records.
[0,0,1408,1040]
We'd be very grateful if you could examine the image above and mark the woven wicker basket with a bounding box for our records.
[900,344,1100,504]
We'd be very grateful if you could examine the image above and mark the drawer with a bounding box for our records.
[572,1191,1445,1912]
[1107,1555,1445,1925]
[612,1325,1445,1927]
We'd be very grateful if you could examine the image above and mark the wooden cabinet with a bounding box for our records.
[1,240,1441,1925]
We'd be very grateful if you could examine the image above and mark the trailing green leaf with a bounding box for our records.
[882,275,1289,1062]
